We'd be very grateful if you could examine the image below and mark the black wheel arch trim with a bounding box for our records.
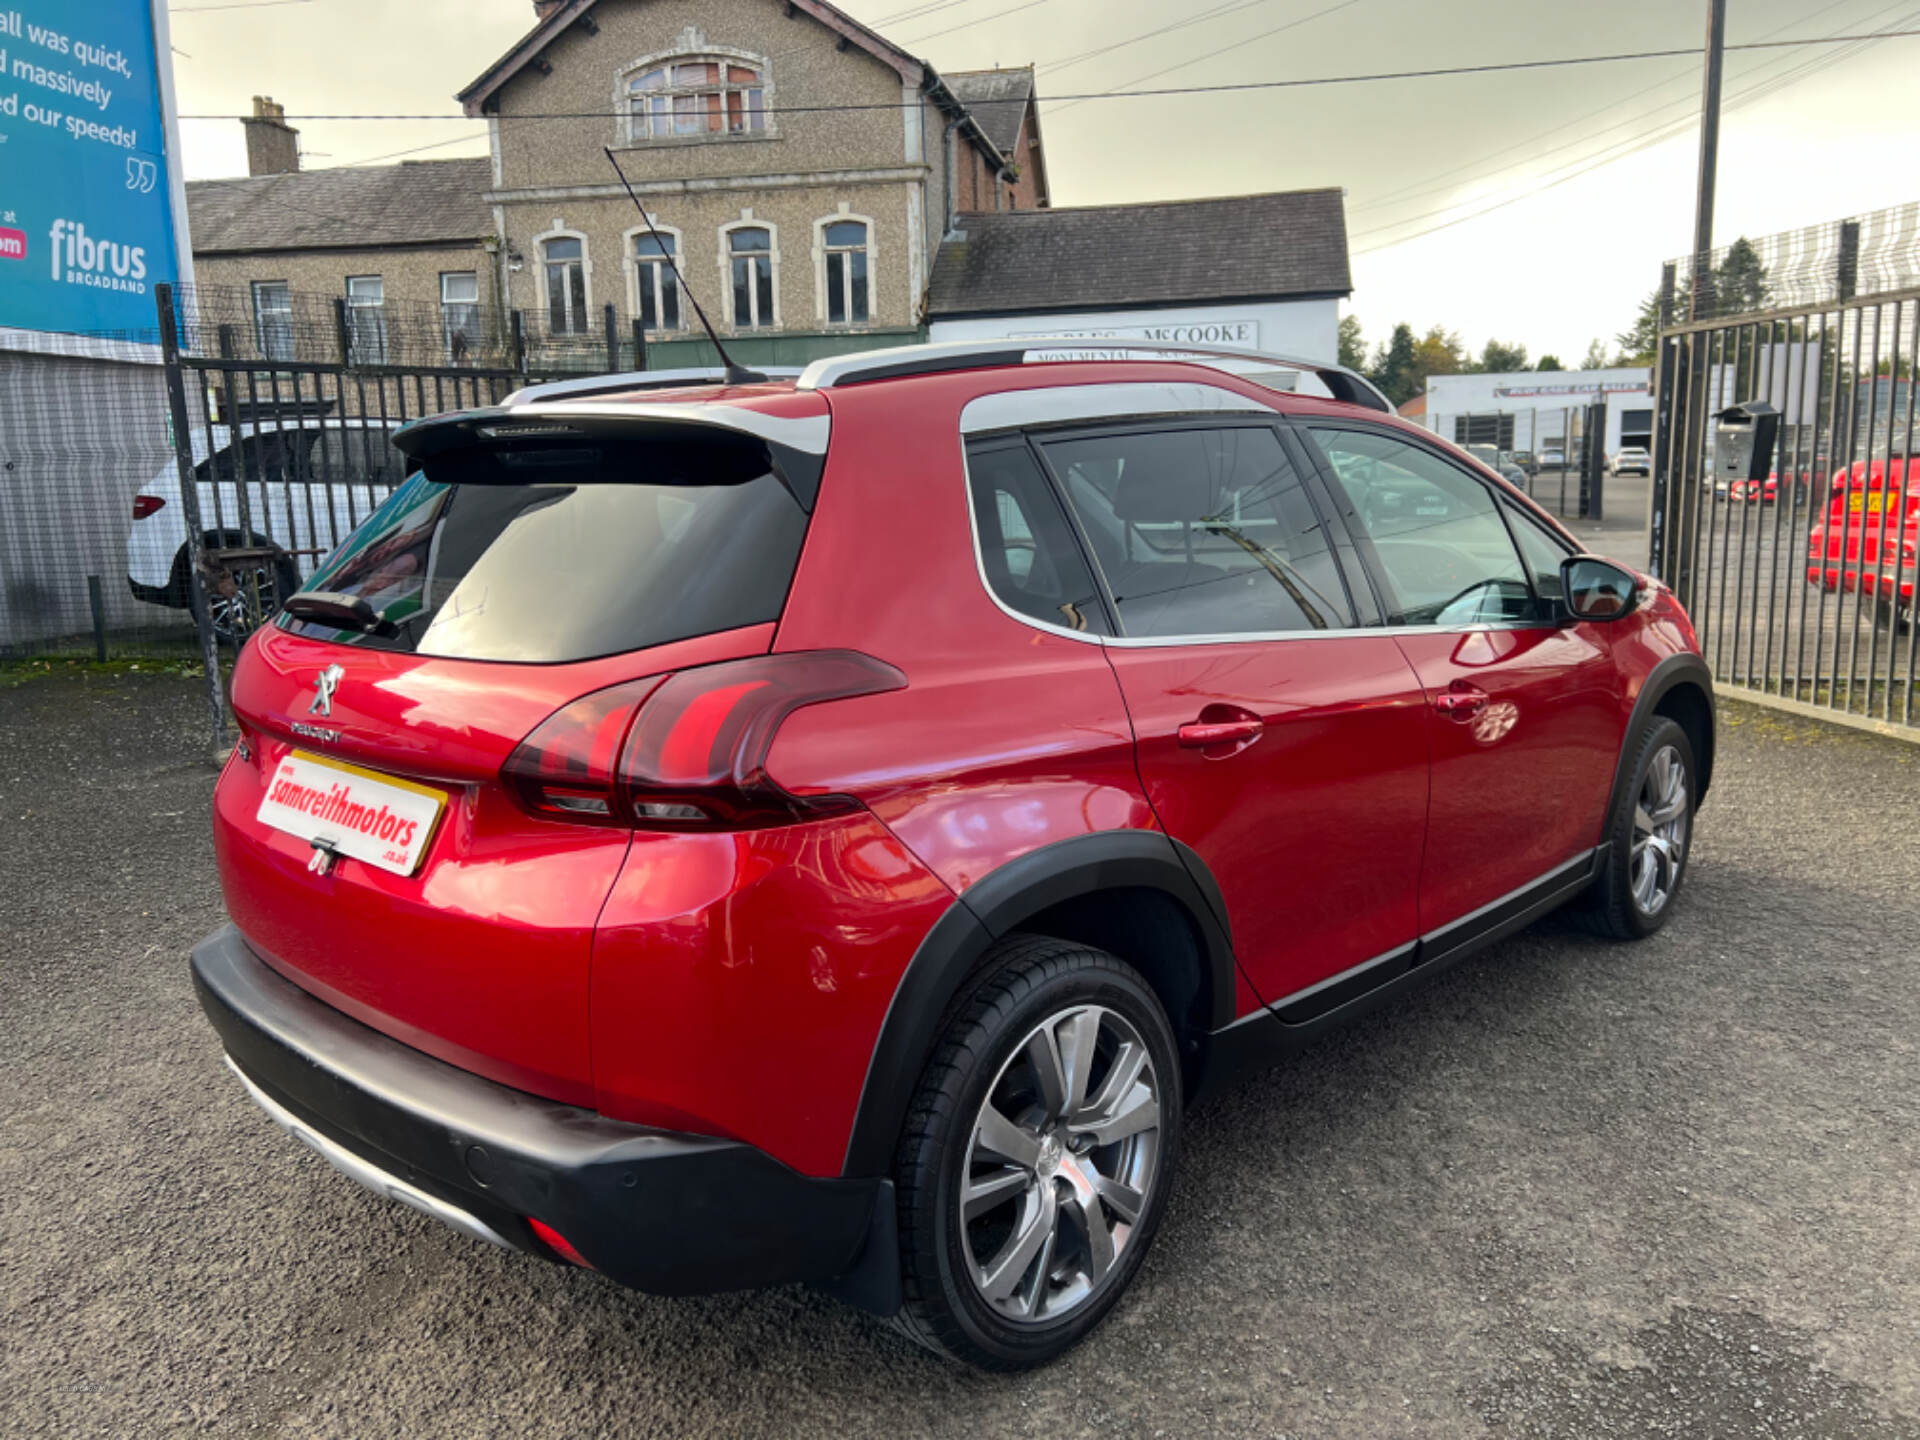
[1607,651,1714,824]
[841,828,1240,1178]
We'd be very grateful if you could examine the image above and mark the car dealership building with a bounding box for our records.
[1422,367,1655,460]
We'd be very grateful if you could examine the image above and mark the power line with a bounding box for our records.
[1349,11,1919,255]
[337,132,490,167]
[1049,0,1362,112]
[1037,0,1276,75]
[899,0,1067,47]
[174,26,1920,121]
[1350,9,1913,246]
[1348,0,1872,220]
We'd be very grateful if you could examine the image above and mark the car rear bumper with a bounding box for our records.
[129,574,186,608]
[191,924,900,1311]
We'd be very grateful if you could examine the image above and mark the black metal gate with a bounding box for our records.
[152,283,585,745]
[1650,288,1920,727]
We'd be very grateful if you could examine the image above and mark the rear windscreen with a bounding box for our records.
[280,439,809,663]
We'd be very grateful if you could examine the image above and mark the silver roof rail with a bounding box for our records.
[501,366,803,406]
[794,339,1392,413]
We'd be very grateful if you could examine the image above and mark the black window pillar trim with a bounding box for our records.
[839,828,1241,1178]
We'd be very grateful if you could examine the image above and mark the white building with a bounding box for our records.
[926,190,1349,363]
[1424,367,1654,459]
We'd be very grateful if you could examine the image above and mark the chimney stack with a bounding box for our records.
[243,95,299,176]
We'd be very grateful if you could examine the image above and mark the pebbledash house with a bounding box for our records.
[185,0,1351,370]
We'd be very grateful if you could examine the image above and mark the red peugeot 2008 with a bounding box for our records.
[192,340,1712,1369]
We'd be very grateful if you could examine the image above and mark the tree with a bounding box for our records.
[1710,236,1770,315]
[1368,323,1419,406]
[1337,314,1367,372]
[1581,337,1611,370]
[1615,289,1664,365]
[1408,325,1468,394]
[1477,338,1529,374]
[1536,355,1564,371]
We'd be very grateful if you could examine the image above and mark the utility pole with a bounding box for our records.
[1689,0,1727,320]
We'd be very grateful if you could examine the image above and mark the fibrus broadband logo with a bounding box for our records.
[47,219,147,292]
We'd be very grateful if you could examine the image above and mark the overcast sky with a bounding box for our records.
[168,0,1920,364]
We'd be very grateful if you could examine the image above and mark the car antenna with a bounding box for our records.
[604,146,765,386]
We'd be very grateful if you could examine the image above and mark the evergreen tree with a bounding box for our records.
[1337,314,1367,372]
[1615,290,1665,365]
[1536,355,1564,371]
[1369,323,1418,406]
[1712,237,1770,315]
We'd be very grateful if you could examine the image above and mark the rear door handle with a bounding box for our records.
[1178,717,1264,748]
[1434,683,1489,721]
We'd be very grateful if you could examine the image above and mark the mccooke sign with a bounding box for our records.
[1015,319,1261,348]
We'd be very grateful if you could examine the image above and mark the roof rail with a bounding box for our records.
[502,366,803,406]
[794,339,1391,412]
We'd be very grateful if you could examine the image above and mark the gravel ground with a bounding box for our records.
[2,667,1917,1439]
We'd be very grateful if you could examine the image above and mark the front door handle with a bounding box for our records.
[1178,717,1264,748]
[1434,682,1490,721]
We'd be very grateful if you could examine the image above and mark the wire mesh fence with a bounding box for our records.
[0,283,596,673]
[1666,199,1920,325]
[0,334,189,660]
[1652,286,1920,729]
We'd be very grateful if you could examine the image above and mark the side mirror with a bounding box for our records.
[1561,556,1638,622]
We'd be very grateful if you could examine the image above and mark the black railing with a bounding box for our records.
[1651,285,1920,728]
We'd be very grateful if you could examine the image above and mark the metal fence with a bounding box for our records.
[1665,199,1920,325]
[1651,285,1920,728]
[1435,404,1610,521]
[0,334,183,660]
[2,283,623,753]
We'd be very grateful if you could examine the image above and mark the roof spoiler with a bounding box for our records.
[794,339,1392,413]
[389,399,830,508]
[501,366,804,406]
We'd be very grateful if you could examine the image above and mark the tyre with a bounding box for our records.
[1573,716,1696,940]
[892,936,1182,1370]
[187,539,300,646]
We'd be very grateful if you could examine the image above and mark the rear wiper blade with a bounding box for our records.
[283,590,397,636]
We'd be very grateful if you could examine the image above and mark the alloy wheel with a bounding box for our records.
[1630,743,1689,915]
[206,562,282,642]
[959,1004,1162,1326]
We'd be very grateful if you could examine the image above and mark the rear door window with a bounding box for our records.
[283,434,808,662]
[1040,424,1354,636]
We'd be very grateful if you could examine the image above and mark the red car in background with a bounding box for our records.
[1807,457,1920,624]
[190,339,1715,1369]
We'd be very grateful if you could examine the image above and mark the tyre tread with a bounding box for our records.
[890,935,1168,1368]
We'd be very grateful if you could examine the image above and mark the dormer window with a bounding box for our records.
[627,57,766,140]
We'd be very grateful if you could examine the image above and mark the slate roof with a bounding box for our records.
[185,158,494,254]
[927,189,1351,318]
[943,67,1033,157]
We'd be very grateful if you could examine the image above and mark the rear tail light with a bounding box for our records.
[501,652,904,831]
[132,495,166,519]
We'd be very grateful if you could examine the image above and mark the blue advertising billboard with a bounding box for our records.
[0,0,188,342]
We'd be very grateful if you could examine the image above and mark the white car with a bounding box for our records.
[1610,446,1652,476]
[1537,448,1567,469]
[126,418,404,640]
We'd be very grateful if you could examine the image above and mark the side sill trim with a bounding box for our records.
[1195,847,1605,1100]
